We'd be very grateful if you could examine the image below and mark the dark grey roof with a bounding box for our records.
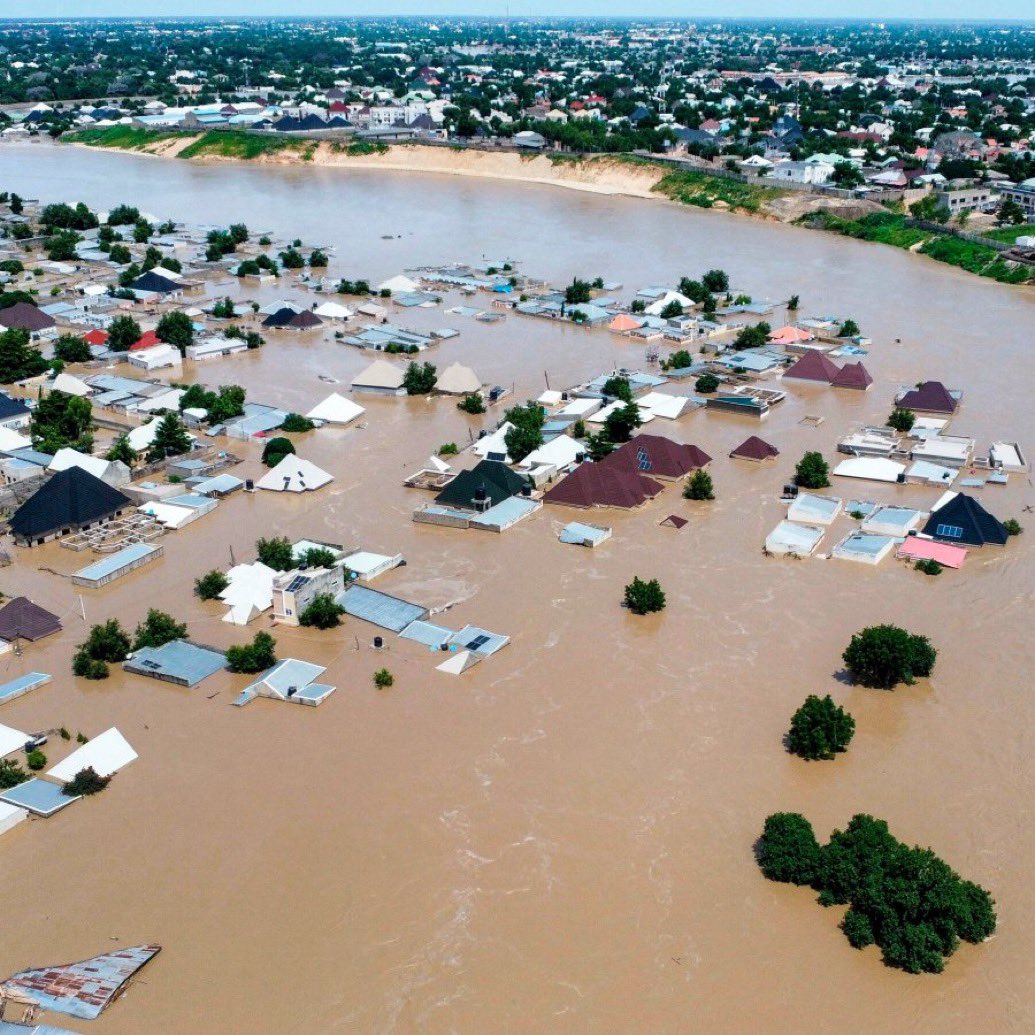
[0,301,56,332]
[0,596,62,641]
[10,466,130,540]
[921,493,1008,547]
[0,393,31,421]
[434,459,527,509]
[129,270,180,294]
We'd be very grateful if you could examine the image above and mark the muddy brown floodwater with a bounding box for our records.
[0,142,1033,1034]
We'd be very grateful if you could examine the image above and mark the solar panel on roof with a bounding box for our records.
[466,634,490,650]
[285,575,308,592]
[636,447,652,471]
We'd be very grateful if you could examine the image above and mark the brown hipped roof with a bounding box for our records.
[605,433,712,479]
[0,596,62,641]
[831,361,873,390]
[897,380,958,414]
[783,350,841,383]
[543,462,663,509]
[0,301,56,332]
[730,435,780,461]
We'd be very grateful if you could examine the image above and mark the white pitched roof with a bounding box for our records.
[313,301,354,319]
[48,447,110,479]
[351,358,405,390]
[473,422,513,461]
[377,274,419,294]
[520,435,582,469]
[220,561,276,624]
[0,722,29,759]
[256,454,333,493]
[435,362,481,395]
[0,427,31,452]
[51,372,92,396]
[305,392,366,424]
[47,727,137,781]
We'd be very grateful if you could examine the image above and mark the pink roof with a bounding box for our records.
[897,537,967,569]
[768,325,813,344]
[609,313,642,332]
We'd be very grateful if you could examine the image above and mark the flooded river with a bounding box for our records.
[0,142,1032,1033]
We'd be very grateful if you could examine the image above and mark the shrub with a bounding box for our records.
[26,749,46,771]
[842,624,937,689]
[1003,518,1022,536]
[0,757,29,790]
[758,812,821,885]
[787,695,855,760]
[837,318,860,338]
[62,766,111,796]
[604,401,642,444]
[195,569,229,600]
[72,649,109,680]
[602,375,633,402]
[914,558,943,576]
[887,408,916,433]
[299,594,345,629]
[374,668,394,689]
[624,576,666,615]
[438,442,458,456]
[794,451,830,489]
[683,469,714,500]
[54,334,92,363]
[82,618,130,662]
[695,373,719,394]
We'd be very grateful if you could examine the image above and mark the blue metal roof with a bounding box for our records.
[399,619,453,648]
[123,640,226,687]
[337,585,428,633]
[72,543,159,583]
[0,778,80,817]
[0,671,51,705]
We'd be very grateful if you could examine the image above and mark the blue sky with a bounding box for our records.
[5,2,1034,20]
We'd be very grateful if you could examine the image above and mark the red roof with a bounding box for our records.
[605,433,711,479]
[730,435,780,461]
[831,361,873,391]
[129,329,160,352]
[783,351,841,384]
[543,462,662,509]
[83,329,109,345]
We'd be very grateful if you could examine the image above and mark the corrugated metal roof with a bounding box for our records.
[337,586,428,633]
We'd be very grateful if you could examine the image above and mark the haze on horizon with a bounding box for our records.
[8,1,1035,22]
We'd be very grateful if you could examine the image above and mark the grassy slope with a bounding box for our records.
[801,210,1033,285]
[175,131,311,160]
[63,126,185,150]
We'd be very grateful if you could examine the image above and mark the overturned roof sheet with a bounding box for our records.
[0,945,161,1020]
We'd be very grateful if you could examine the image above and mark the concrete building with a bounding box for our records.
[271,566,346,625]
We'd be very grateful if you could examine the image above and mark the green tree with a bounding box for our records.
[106,314,141,352]
[887,408,915,433]
[226,631,277,674]
[603,401,641,443]
[0,327,48,383]
[108,243,132,265]
[694,373,720,394]
[402,360,437,395]
[794,451,830,489]
[156,310,194,353]
[30,391,93,453]
[734,321,771,349]
[503,402,546,462]
[837,318,860,338]
[309,249,328,267]
[147,411,192,461]
[787,294,800,310]
[660,299,684,319]
[683,469,714,500]
[0,757,29,790]
[132,608,187,650]
[374,668,394,688]
[457,393,485,415]
[832,161,864,188]
[788,695,855,760]
[106,435,138,466]
[256,535,295,571]
[54,334,92,363]
[702,268,729,293]
[107,204,140,226]
[662,349,692,371]
[564,277,592,304]
[26,749,46,771]
[279,247,305,269]
[624,576,666,615]
[842,625,937,689]
[601,376,633,402]
[280,412,315,432]
[1003,518,1023,536]
[195,569,230,600]
[299,593,346,629]
[758,812,821,885]
[996,198,1024,225]
[62,767,111,796]
[261,436,295,467]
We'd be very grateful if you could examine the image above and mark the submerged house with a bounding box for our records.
[606,434,711,479]
[9,467,131,546]
[730,435,779,462]
[256,455,333,493]
[434,459,528,511]
[783,351,841,384]
[896,380,960,415]
[351,358,406,396]
[921,493,1008,546]
[0,596,62,641]
[544,462,663,509]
